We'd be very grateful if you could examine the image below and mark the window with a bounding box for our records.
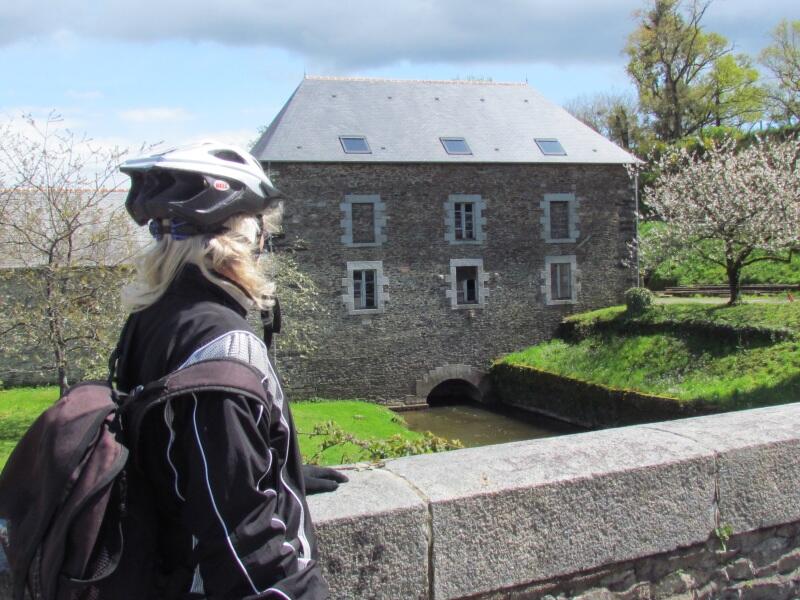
[440,137,472,155]
[446,258,488,309]
[340,195,386,247]
[542,256,578,305]
[351,203,375,243]
[549,201,570,239]
[540,193,579,243]
[339,136,371,154]
[535,138,567,156]
[550,262,572,300]
[343,261,388,314]
[456,266,478,304]
[353,269,376,309]
[444,194,486,244]
[454,202,475,240]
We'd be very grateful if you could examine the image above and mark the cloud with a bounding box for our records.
[2,1,797,71]
[118,107,191,123]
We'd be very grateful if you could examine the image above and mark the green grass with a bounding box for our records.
[567,300,800,334]
[292,400,424,465]
[0,388,423,469]
[0,386,58,469]
[503,302,800,409]
[640,221,800,289]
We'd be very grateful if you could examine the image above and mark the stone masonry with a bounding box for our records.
[264,161,636,403]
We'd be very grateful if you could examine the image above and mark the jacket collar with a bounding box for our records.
[168,263,250,318]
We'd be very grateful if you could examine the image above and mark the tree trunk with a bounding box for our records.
[726,261,742,305]
[58,364,69,397]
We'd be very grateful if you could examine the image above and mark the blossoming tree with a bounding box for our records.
[0,113,143,392]
[643,137,799,304]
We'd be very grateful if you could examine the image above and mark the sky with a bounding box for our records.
[1,0,798,165]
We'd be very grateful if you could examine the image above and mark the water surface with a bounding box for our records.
[399,403,583,448]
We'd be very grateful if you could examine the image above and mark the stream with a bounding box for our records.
[399,402,583,448]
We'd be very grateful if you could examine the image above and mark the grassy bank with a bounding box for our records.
[0,389,444,470]
[292,399,429,465]
[500,302,800,410]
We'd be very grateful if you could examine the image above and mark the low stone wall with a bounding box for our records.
[2,404,798,598]
[489,362,717,428]
[308,403,800,599]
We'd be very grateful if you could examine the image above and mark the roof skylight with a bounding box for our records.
[535,138,567,156]
[339,136,372,154]
[440,137,472,155]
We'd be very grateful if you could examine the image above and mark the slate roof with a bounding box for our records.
[252,76,637,165]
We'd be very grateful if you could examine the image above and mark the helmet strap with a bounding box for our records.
[148,219,206,241]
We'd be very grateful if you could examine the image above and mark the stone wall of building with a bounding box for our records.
[264,161,637,403]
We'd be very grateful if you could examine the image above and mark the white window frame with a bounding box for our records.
[540,193,579,243]
[342,261,389,315]
[445,258,489,309]
[542,255,579,305]
[440,137,473,155]
[535,138,567,156]
[444,194,486,245]
[339,135,372,154]
[340,194,387,247]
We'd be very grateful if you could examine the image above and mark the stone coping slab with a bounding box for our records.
[306,467,430,599]
[385,424,717,599]
[305,403,800,599]
[641,404,800,535]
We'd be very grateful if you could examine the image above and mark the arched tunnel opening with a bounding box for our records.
[426,378,482,407]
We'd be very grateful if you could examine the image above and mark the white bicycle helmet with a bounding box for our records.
[120,142,282,236]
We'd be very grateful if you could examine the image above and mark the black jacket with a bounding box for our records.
[117,264,328,599]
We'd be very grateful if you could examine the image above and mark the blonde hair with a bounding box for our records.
[123,207,282,313]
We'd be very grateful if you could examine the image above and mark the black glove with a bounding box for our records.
[302,465,349,495]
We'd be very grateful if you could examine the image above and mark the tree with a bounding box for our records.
[564,92,647,151]
[759,19,800,126]
[704,54,765,127]
[641,137,799,304]
[265,247,330,360]
[625,0,761,141]
[0,113,142,393]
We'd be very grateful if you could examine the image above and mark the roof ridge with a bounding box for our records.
[304,75,527,87]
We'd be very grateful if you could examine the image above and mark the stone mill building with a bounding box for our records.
[251,76,638,406]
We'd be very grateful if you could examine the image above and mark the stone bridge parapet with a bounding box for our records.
[307,403,800,599]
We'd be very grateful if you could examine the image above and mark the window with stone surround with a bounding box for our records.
[353,269,376,309]
[444,194,486,244]
[542,255,579,305]
[340,195,387,247]
[540,193,579,243]
[342,261,388,314]
[446,258,488,309]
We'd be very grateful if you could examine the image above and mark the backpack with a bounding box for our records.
[0,357,269,600]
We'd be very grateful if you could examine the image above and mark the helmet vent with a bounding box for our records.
[211,149,247,164]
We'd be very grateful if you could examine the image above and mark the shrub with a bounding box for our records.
[625,287,655,314]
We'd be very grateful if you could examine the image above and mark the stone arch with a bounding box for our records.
[415,364,489,404]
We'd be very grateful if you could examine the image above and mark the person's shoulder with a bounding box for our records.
[190,300,253,336]
[176,305,269,376]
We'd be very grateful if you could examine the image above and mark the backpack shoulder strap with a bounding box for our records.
[123,358,269,469]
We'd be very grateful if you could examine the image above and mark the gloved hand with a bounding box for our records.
[302,464,349,494]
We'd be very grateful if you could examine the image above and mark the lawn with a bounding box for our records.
[0,388,430,470]
[292,399,426,465]
[566,299,800,334]
[500,301,800,410]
